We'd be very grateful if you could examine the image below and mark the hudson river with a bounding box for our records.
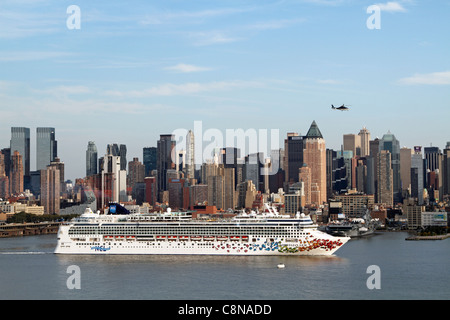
[1,232,449,300]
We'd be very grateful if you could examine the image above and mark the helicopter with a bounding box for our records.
[332,104,350,111]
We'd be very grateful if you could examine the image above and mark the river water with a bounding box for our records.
[0,232,449,300]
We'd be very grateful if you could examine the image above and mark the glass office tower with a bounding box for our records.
[86,141,98,177]
[10,127,30,176]
[36,127,57,171]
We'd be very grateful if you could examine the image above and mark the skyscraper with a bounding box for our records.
[303,121,327,204]
[358,127,371,157]
[40,166,60,214]
[106,143,127,171]
[10,151,23,195]
[101,153,127,205]
[207,175,225,210]
[424,146,441,172]
[86,141,98,177]
[343,134,360,157]
[0,148,11,178]
[379,131,401,203]
[411,146,424,205]
[370,138,380,198]
[284,133,303,184]
[143,147,157,177]
[443,145,450,197]
[128,157,145,191]
[299,164,311,205]
[119,144,127,171]
[186,130,195,179]
[400,147,412,194]
[36,127,57,171]
[244,152,262,191]
[10,127,30,177]
[377,150,393,206]
[0,151,9,198]
[49,157,65,193]
[326,149,335,198]
[157,134,176,197]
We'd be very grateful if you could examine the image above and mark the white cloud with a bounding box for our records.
[375,2,407,12]
[105,80,263,98]
[301,0,347,6]
[164,63,212,73]
[140,7,254,25]
[0,51,72,62]
[317,79,342,85]
[188,31,242,46]
[246,18,305,31]
[33,85,92,95]
[398,71,450,85]
[0,9,59,39]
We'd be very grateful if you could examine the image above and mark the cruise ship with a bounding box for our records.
[54,203,350,256]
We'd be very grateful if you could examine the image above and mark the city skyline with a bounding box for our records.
[2,122,448,184]
[1,0,449,181]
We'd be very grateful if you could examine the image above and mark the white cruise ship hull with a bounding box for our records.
[54,225,349,256]
[54,206,350,256]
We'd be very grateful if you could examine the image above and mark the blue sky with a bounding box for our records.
[1,0,449,181]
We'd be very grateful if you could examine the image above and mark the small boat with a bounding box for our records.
[277,263,285,269]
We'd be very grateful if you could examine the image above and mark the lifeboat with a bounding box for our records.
[179,236,189,240]
[230,236,240,241]
[156,235,166,240]
[191,236,201,241]
[168,236,177,241]
[217,236,228,241]
[203,236,215,241]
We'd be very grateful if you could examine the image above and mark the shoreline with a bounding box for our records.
[405,234,450,241]
[0,222,61,238]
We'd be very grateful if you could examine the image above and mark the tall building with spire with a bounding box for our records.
[303,121,327,205]
[186,130,195,179]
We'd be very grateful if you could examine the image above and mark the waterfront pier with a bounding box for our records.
[0,222,61,238]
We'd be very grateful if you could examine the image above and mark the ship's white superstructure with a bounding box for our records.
[54,204,349,256]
